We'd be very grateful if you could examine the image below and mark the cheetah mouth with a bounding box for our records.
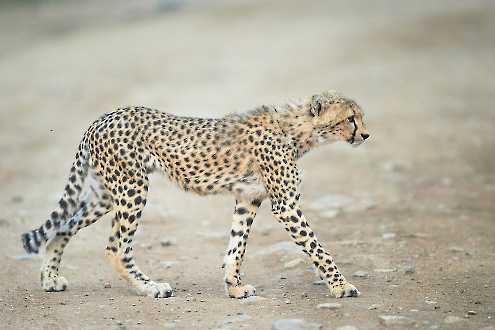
[348,138,364,147]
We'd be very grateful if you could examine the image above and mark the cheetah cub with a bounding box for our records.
[22,90,370,299]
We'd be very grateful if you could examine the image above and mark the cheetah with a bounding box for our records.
[21,90,370,299]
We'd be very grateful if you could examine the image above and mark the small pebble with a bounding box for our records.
[444,315,464,324]
[272,319,323,330]
[467,310,477,315]
[382,232,396,240]
[239,296,267,305]
[160,238,176,247]
[336,326,357,330]
[319,209,339,219]
[317,302,341,310]
[378,315,415,326]
[403,264,415,274]
[164,321,176,328]
[352,271,368,278]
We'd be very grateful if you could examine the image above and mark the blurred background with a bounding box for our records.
[0,1,494,329]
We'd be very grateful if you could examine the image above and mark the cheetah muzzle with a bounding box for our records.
[21,90,370,299]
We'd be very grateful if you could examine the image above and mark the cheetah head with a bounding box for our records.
[308,91,370,147]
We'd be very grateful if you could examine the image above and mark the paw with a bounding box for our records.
[329,281,360,298]
[227,284,256,299]
[140,281,174,298]
[42,275,68,292]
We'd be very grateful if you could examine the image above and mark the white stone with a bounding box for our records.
[352,271,369,278]
[378,315,415,326]
[403,264,415,274]
[444,315,464,324]
[317,302,341,310]
[319,209,339,219]
[239,296,267,304]
[159,261,177,268]
[272,319,322,330]
[336,326,358,330]
[382,232,396,240]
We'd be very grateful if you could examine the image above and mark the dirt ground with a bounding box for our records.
[1,1,494,329]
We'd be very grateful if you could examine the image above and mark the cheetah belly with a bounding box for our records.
[231,175,267,201]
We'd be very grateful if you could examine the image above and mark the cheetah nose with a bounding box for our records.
[361,133,370,140]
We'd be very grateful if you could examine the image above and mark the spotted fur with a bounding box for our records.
[21,90,370,298]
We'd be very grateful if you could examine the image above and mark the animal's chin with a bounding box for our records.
[348,139,364,147]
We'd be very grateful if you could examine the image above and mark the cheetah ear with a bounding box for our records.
[309,95,322,117]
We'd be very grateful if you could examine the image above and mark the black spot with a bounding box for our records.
[251,199,262,207]
[236,207,248,215]
[59,199,68,210]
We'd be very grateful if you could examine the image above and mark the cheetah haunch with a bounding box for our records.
[22,90,370,299]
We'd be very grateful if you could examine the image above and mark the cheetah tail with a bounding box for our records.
[21,135,92,255]
[21,226,47,255]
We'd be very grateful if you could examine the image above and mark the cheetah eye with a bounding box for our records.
[347,116,355,123]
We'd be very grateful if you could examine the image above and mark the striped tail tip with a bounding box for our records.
[21,230,41,254]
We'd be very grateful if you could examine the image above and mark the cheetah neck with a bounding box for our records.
[273,104,317,158]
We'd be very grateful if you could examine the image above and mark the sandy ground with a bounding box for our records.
[0,1,494,329]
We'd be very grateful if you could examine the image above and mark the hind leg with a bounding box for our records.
[223,198,262,298]
[22,156,90,255]
[104,174,172,298]
[41,178,113,291]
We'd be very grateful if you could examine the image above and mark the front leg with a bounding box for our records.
[223,198,262,298]
[254,144,359,299]
[273,206,359,298]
